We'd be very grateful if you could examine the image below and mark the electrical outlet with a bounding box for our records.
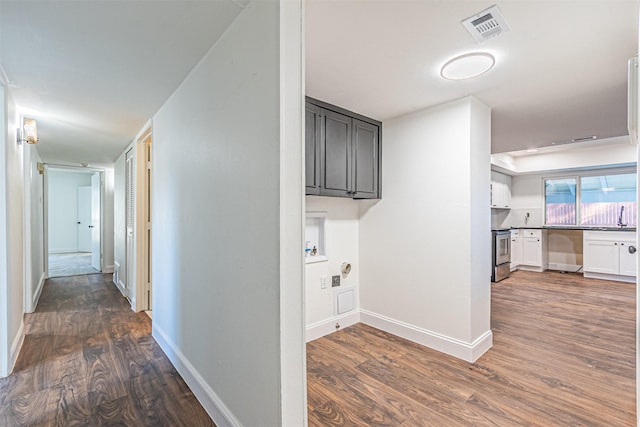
[332,275,340,287]
[320,276,327,289]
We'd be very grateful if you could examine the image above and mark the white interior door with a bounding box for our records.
[90,172,101,270]
[77,186,91,252]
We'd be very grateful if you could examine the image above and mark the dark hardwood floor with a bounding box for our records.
[0,273,215,426]
[307,270,636,426]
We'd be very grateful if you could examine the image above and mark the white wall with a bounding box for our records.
[23,145,45,313]
[102,167,115,273]
[358,97,492,362]
[498,166,637,229]
[47,170,92,253]
[151,2,304,425]
[305,196,360,339]
[0,84,25,376]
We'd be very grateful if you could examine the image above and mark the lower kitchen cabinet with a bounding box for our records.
[519,229,547,272]
[583,231,637,282]
[510,229,521,271]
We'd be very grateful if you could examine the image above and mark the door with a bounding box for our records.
[321,109,351,197]
[522,238,542,267]
[583,239,618,274]
[510,232,521,268]
[125,148,134,301]
[77,186,91,252]
[305,103,321,195]
[352,119,379,198]
[90,172,101,271]
[618,241,637,276]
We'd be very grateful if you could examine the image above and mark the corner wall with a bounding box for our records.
[358,97,492,362]
[151,1,304,425]
[305,196,360,340]
[23,145,44,313]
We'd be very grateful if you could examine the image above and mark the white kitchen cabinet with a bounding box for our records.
[583,231,636,282]
[491,171,511,209]
[519,229,547,272]
[510,229,521,271]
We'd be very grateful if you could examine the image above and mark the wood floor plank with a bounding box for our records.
[307,270,636,426]
[0,273,215,427]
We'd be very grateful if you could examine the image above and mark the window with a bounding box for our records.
[580,173,636,227]
[544,172,637,227]
[545,178,576,225]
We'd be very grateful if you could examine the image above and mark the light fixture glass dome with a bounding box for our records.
[440,52,495,80]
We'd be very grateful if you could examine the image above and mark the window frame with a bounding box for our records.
[542,168,637,228]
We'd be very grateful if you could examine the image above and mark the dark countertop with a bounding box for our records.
[508,226,637,232]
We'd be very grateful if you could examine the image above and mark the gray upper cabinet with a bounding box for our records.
[305,103,321,195]
[305,97,382,199]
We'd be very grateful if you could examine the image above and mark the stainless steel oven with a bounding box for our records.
[492,229,511,282]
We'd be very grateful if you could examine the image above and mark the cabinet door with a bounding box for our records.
[522,238,542,267]
[510,235,522,268]
[320,109,352,197]
[583,240,619,274]
[618,241,637,276]
[352,119,379,198]
[305,103,321,195]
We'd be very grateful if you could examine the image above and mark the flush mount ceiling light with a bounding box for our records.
[440,52,495,80]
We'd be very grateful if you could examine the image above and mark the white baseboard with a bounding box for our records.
[49,248,78,254]
[360,310,492,363]
[115,279,126,297]
[583,271,636,283]
[103,264,114,274]
[546,263,582,273]
[32,272,46,311]
[8,320,25,375]
[306,310,360,342]
[517,265,545,273]
[152,323,241,427]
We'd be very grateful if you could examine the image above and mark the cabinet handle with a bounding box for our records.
[615,243,618,245]
[629,246,637,254]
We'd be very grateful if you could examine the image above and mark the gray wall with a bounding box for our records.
[151,2,304,425]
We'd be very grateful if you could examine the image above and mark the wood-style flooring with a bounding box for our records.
[307,270,636,426]
[0,274,215,426]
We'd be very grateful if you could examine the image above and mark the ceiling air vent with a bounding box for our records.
[462,5,510,43]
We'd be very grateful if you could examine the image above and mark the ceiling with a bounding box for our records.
[306,0,639,154]
[1,1,638,164]
[0,0,246,164]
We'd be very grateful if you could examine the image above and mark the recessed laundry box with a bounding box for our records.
[334,286,356,315]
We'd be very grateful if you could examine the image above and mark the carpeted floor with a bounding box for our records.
[48,252,100,277]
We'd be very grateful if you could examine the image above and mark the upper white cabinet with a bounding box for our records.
[491,171,511,209]
[518,229,547,272]
[583,231,637,282]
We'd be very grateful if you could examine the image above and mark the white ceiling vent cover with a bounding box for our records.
[462,5,510,43]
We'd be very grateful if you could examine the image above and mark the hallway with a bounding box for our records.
[0,274,214,426]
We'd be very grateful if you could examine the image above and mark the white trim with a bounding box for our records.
[360,309,493,363]
[152,322,241,427]
[103,264,114,274]
[306,310,360,342]
[48,248,79,254]
[584,271,636,283]
[32,272,46,310]
[546,263,582,273]
[115,280,126,297]
[8,320,24,374]
[517,265,546,273]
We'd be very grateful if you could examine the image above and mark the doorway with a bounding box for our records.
[45,167,103,278]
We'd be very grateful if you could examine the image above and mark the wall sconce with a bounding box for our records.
[17,118,38,144]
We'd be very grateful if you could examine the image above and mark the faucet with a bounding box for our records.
[618,206,627,228]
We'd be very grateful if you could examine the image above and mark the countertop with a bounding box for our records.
[504,226,637,232]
